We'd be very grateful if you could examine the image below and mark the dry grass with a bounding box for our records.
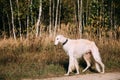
[0,24,120,80]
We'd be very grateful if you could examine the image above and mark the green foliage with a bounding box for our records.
[1,0,120,38]
[61,0,74,23]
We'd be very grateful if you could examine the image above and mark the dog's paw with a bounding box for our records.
[64,73,69,76]
[75,72,79,75]
[100,71,105,74]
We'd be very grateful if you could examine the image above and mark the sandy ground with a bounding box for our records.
[23,72,120,80]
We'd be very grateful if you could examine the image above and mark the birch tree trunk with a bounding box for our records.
[80,0,83,38]
[58,0,61,29]
[74,0,79,36]
[86,0,88,26]
[36,0,42,37]
[26,1,30,39]
[110,1,113,30]
[9,0,16,40]
[54,0,59,37]
[30,0,33,26]
[113,2,116,29]
[52,0,55,29]
[78,0,83,38]
[96,0,99,38]
[103,0,105,27]
[49,0,52,36]
[27,14,29,39]
[16,0,22,40]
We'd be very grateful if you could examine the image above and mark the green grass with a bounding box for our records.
[0,36,120,80]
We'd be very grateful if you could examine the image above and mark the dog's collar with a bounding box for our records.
[63,39,68,46]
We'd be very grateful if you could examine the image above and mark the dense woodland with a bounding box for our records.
[0,0,120,39]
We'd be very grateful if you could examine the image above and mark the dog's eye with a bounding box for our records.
[57,38,59,40]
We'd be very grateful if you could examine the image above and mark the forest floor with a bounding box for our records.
[22,72,120,80]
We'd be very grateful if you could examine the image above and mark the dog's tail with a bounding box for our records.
[90,42,105,73]
[90,42,101,62]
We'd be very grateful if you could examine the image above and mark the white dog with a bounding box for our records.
[54,35,105,75]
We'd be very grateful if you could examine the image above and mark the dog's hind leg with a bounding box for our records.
[95,62,101,73]
[95,60,105,73]
[82,53,91,72]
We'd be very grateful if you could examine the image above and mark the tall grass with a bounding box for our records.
[0,25,120,80]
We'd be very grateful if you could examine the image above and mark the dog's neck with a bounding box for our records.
[63,39,68,46]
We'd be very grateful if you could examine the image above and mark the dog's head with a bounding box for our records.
[54,35,65,46]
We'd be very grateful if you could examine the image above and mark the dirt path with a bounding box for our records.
[23,72,120,80]
[38,72,120,80]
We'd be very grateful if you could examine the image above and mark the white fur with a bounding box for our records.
[54,35,105,75]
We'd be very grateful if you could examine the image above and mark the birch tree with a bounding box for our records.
[52,0,55,29]
[36,0,42,37]
[58,0,61,28]
[26,1,30,39]
[78,0,83,38]
[49,0,52,36]
[54,0,59,37]
[9,0,16,40]
[27,13,29,39]
[110,1,113,30]
[30,0,33,26]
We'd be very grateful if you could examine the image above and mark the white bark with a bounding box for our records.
[54,0,59,37]
[110,1,113,29]
[27,15,29,39]
[58,0,61,28]
[10,0,16,40]
[36,0,42,37]
[96,0,99,37]
[52,0,55,28]
[30,0,33,25]
[78,0,83,38]
[49,0,52,36]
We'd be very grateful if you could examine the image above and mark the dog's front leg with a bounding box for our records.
[65,68,71,76]
[74,58,79,75]
[65,56,73,76]
[65,61,71,75]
